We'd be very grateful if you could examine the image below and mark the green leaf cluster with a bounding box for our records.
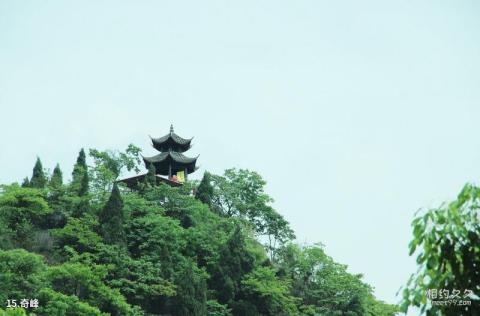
[401,183,480,315]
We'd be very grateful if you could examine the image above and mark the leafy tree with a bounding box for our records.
[49,163,63,189]
[142,182,200,228]
[45,261,132,315]
[36,288,108,316]
[210,168,268,218]
[210,169,295,260]
[401,183,480,315]
[183,203,234,269]
[53,214,102,254]
[0,185,50,249]
[196,171,214,206]
[258,205,295,262]
[30,157,47,189]
[241,266,299,315]
[93,244,176,314]
[88,144,141,198]
[99,184,125,245]
[206,300,232,316]
[0,249,46,306]
[0,308,28,315]
[276,243,397,316]
[126,200,185,276]
[365,295,400,316]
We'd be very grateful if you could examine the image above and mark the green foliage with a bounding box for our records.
[88,144,141,198]
[21,177,30,188]
[126,198,185,268]
[0,308,27,316]
[277,244,398,316]
[79,169,89,196]
[30,157,47,189]
[0,249,46,306]
[365,295,400,316]
[99,184,125,245]
[144,163,156,187]
[210,169,295,261]
[71,149,89,197]
[47,164,66,216]
[49,163,63,189]
[206,300,232,316]
[0,147,394,315]
[76,148,87,166]
[196,171,214,206]
[142,183,200,228]
[93,244,176,314]
[167,259,208,316]
[36,288,108,316]
[210,168,270,217]
[0,185,50,249]
[210,226,255,305]
[401,183,480,315]
[53,214,102,253]
[241,266,299,315]
[45,261,131,315]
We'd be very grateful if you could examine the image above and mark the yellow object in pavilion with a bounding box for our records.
[176,171,185,183]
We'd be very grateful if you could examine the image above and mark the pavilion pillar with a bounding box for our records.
[184,167,188,181]
[168,163,172,179]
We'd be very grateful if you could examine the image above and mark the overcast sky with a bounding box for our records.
[1,1,480,313]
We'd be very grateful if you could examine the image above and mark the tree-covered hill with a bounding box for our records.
[0,146,398,315]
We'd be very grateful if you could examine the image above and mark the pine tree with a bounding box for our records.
[79,171,89,196]
[71,148,89,196]
[46,163,67,228]
[76,148,87,167]
[168,260,207,316]
[49,163,63,189]
[210,225,255,304]
[99,184,125,245]
[30,157,47,188]
[21,177,30,188]
[145,163,157,187]
[195,172,214,206]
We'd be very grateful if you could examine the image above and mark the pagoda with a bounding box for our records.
[144,124,199,180]
[119,125,199,188]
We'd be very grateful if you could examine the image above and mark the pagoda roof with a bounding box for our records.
[150,125,192,152]
[117,173,183,188]
[143,151,199,176]
[143,151,199,165]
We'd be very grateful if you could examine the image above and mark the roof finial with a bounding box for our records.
[170,124,174,133]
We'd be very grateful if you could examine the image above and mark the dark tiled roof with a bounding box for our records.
[117,173,183,187]
[143,151,198,164]
[150,125,192,146]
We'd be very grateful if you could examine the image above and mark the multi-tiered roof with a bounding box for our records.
[143,125,199,179]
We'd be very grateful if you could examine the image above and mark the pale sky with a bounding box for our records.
[1,1,480,313]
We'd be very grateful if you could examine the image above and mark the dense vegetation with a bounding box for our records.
[401,184,480,315]
[0,145,397,315]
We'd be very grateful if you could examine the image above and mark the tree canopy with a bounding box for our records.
[0,145,397,315]
[401,183,480,315]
